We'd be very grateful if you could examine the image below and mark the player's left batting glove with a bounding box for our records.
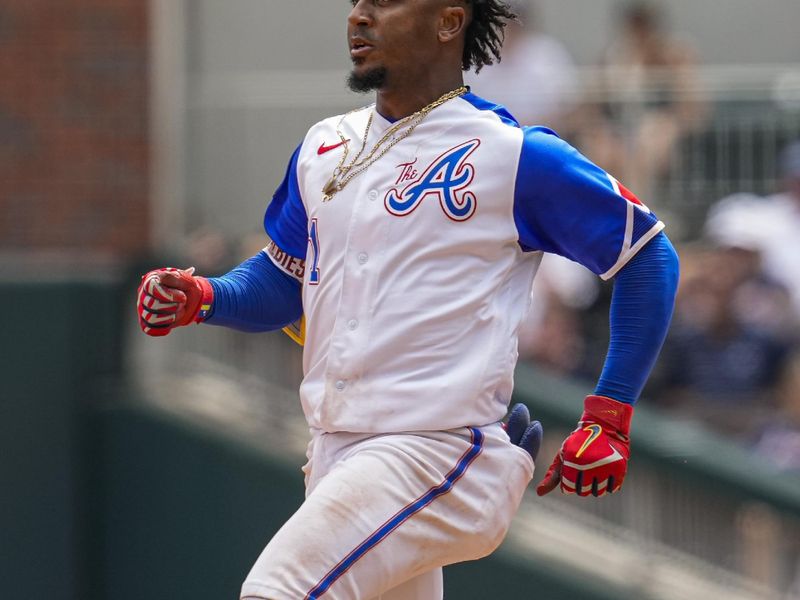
[137,267,213,336]
[504,403,543,461]
[536,395,633,497]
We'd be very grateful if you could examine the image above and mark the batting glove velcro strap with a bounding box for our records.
[137,267,214,337]
[536,395,633,498]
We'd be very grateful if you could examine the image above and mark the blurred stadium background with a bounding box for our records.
[2,0,800,598]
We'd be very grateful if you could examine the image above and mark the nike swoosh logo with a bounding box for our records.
[575,424,603,459]
[318,139,350,155]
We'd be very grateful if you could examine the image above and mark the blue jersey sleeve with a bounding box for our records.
[263,143,309,259]
[513,127,664,279]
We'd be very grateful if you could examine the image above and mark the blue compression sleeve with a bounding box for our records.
[205,251,303,333]
[594,232,679,404]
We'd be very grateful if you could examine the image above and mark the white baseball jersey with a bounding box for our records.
[264,92,664,434]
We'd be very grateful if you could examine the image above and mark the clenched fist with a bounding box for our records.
[137,267,213,336]
[536,395,633,497]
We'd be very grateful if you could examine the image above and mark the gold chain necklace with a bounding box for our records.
[322,86,468,201]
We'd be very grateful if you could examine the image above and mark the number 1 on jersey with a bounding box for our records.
[308,218,320,285]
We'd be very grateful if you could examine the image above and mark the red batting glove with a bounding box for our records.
[137,267,214,337]
[536,395,633,497]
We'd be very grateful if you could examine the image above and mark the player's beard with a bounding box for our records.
[347,65,387,93]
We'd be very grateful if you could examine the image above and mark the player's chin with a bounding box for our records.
[347,64,387,94]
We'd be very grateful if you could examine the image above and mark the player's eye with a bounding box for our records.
[349,0,392,7]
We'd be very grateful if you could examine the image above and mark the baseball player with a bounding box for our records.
[137,1,679,598]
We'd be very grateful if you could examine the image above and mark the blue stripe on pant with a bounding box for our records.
[305,427,485,599]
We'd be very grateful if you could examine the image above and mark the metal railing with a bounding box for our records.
[565,64,800,238]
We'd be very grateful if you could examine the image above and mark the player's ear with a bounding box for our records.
[438,5,467,43]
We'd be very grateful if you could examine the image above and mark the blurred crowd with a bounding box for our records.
[651,143,800,467]
[473,0,800,473]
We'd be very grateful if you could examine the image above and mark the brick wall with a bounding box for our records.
[0,0,149,257]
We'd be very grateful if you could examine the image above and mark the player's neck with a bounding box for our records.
[375,73,466,121]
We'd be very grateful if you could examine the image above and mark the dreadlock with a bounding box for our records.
[462,0,518,73]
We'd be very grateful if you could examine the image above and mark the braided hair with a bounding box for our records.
[462,0,518,73]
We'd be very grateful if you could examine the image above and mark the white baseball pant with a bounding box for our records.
[240,422,534,599]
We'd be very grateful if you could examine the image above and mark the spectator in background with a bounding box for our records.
[577,1,707,208]
[650,153,800,439]
[517,252,607,381]
[651,242,791,438]
[703,142,800,322]
[465,0,578,129]
[751,352,800,473]
[704,192,798,340]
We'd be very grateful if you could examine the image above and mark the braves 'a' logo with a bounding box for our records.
[385,139,480,221]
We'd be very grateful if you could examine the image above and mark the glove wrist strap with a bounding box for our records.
[195,277,214,323]
[582,395,634,435]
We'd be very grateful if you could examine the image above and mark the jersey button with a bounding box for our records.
[347,319,359,330]
[368,189,379,201]
[357,252,369,264]
[335,380,346,391]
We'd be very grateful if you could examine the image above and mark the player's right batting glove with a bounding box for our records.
[536,395,633,497]
[137,267,213,336]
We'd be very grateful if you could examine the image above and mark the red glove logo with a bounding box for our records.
[575,424,602,458]
[537,395,633,497]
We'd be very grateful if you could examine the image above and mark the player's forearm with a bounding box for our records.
[594,232,679,404]
[205,251,303,332]
[537,237,677,497]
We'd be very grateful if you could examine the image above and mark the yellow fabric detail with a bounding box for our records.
[575,424,603,459]
[282,315,306,346]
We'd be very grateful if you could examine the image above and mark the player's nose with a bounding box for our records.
[347,0,373,27]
